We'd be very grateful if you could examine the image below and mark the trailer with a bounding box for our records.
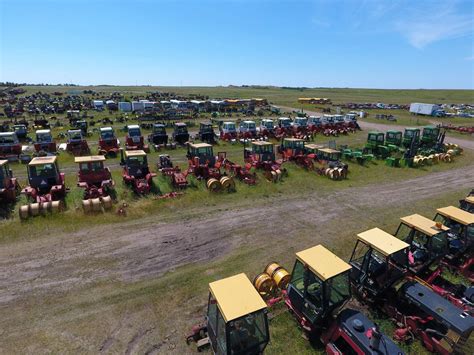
[410,103,445,117]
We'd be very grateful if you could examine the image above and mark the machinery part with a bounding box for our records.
[253,272,275,296]
[206,178,221,192]
[82,196,113,213]
[19,200,63,219]
[264,262,291,290]
[219,176,235,191]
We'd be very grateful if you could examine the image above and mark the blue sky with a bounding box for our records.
[1,0,473,89]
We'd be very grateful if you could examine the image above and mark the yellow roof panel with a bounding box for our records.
[252,141,273,146]
[437,206,474,225]
[305,144,324,150]
[189,142,212,149]
[400,214,449,237]
[74,155,106,164]
[124,150,146,157]
[284,138,304,142]
[465,196,474,204]
[296,245,351,281]
[29,156,57,165]
[209,273,267,323]
[318,148,340,154]
[0,159,8,166]
[357,228,409,256]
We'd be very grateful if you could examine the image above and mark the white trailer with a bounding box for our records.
[119,102,132,112]
[409,103,442,116]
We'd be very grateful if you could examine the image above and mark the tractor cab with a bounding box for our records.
[349,228,410,299]
[421,125,440,146]
[245,141,275,162]
[13,124,28,140]
[100,127,116,141]
[366,131,384,147]
[285,245,351,330]
[148,124,168,145]
[77,120,88,136]
[221,121,236,135]
[460,195,474,213]
[403,128,420,148]
[75,155,111,187]
[198,122,216,143]
[68,129,84,142]
[239,120,256,134]
[127,124,142,143]
[308,116,321,128]
[385,130,402,147]
[304,143,324,155]
[278,117,292,128]
[0,132,21,157]
[34,129,56,153]
[260,119,274,132]
[123,150,150,179]
[333,115,345,125]
[0,159,13,189]
[173,122,190,144]
[187,142,215,166]
[434,206,474,254]
[395,214,449,274]
[27,156,61,194]
[280,138,305,155]
[206,273,269,355]
[317,148,341,162]
[293,116,308,128]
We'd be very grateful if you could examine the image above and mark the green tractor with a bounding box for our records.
[402,128,420,149]
[385,130,402,149]
[420,125,440,148]
[364,131,389,158]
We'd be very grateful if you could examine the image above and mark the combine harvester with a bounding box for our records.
[34,129,56,155]
[186,273,270,354]
[98,127,120,157]
[75,156,114,212]
[125,125,149,152]
[66,129,90,156]
[120,150,156,194]
[186,142,235,192]
[0,160,20,203]
[244,141,286,182]
[19,156,67,219]
[349,228,474,354]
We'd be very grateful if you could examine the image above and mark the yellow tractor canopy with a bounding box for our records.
[124,150,147,158]
[318,148,340,154]
[437,206,474,225]
[0,159,8,167]
[209,273,267,323]
[29,156,57,166]
[465,196,474,204]
[189,142,212,149]
[251,141,273,147]
[357,228,409,256]
[400,214,449,237]
[296,245,351,281]
[74,155,106,164]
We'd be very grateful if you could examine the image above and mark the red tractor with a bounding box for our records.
[219,121,237,141]
[459,192,474,213]
[278,138,315,170]
[244,141,286,182]
[281,244,404,354]
[0,132,21,160]
[0,159,19,203]
[19,156,67,219]
[157,154,188,189]
[98,127,120,157]
[34,129,56,154]
[120,150,156,194]
[186,142,235,192]
[66,129,90,156]
[349,228,474,354]
[75,155,115,212]
[125,124,149,152]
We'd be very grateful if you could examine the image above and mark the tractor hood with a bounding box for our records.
[402,281,474,336]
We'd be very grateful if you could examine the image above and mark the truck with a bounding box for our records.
[409,103,445,117]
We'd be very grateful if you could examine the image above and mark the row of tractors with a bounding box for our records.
[187,193,474,354]
[342,125,462,167]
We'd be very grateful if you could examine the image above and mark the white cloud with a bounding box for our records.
[394,2,473,49]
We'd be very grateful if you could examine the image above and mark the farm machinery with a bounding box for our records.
[244,141,286,182]
[147,123,168,147]
[196,121,216,144]
[460,194,474,213]
[275,117,292,138]
[402,128,420,149]
[278,138,315,170]
[125,124,149,152]
[385,130,403,150]
[0,160,19,203]
[34,129,56,154]
[120,150,156,194]
[172,122,190,145]
[75,156,114,212]
[364,131,390,159]
[434,206,474,281]
[186,273,270,354]
[310,146,348,180]
[157,154,188,189]
[219,121,237,141]
[186,142,235,191]
[0,132,21,160]
[239,120,257,139]
[349,228,474,354]
[19,156,67,219]
[259,119,275,137]
[66,129,90,156]
[13,124,28,141]
[281,244,403,354]
[98,127,120,157]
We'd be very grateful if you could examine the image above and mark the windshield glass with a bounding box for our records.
[229,312,268,354]
[0,135,18,144]
[79,162,103,173]
[101,130,114,139]
[69,131,82,140]
[153,126,165,133]
[467,225,474,244]
[127,156,146,166]
[129,128,141,137]
[14,126,26,132]
[37,133,52,142]
[176,126,187,133]
[29,163,57,178]
[431,232,448,255]
[280,119,291,127]
[224,123,236,131]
